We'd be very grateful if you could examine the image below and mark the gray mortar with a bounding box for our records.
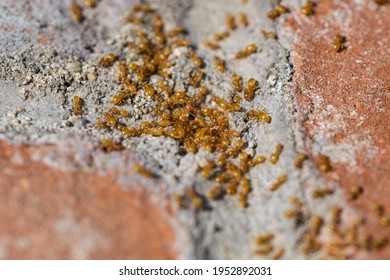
[0,0,358,259]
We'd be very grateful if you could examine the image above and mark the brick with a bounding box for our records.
[0,140,176,259]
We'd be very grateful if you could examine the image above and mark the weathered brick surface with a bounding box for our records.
[0,140,175,259]
[284,0,390,259]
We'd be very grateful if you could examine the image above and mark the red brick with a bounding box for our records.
[286,0,390,259]
[0,140,176,259]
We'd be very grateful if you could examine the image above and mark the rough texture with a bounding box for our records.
[0,0,389,260]
[280,0,390,259]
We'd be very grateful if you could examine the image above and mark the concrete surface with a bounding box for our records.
[0,0,389,259]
